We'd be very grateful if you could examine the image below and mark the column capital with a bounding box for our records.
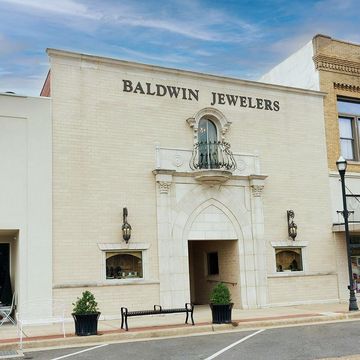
[159,181,171,194]
[251,184,264,197]
[249,177,266,197]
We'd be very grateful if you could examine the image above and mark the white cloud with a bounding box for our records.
[0,0,98,18]
[115,46,191,64]
[0,0,261,43]
[314,0,355,11]
[0,69,12,75]
[0,34,25,56]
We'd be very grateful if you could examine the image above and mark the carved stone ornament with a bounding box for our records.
[251,184,264,197]
[314,55,360,75]
[186,107,232,142]
[334,82,360,93]
[172,153,183,167]
[236,159,247,172]
[159,181,171,194]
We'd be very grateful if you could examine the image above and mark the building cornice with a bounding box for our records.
[314,54,360,75]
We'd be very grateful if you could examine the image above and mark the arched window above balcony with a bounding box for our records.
[199,118,217,143]
[187,108,236,173]
[198,118,218,169]
[187,107,231,142]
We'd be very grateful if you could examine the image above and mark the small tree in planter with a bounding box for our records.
[210,282,233,324]
[72,291,101,336]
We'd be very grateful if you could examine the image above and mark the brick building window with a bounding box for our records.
[106,251,143,279]
[338,97,360,160]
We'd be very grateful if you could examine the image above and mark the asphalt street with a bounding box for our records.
[23,320,360,360]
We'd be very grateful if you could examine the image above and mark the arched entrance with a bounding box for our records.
[186,203,241,306]
[188,240,240,306]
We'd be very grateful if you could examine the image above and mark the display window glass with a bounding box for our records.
[275,248,303,272]
[106,251,143,279]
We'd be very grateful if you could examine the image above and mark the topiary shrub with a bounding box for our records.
[210,282,231,305]
[72,291,99,315]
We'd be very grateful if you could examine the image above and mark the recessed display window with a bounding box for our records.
[106,251,143,279]
[275,248,303,272]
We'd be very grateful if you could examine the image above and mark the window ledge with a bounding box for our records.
[271,241,308,248]
[268,271,336,278]
[101,279,158,286]
[268,271,305,278]
[346,160,360,166]
[53,280,160,289]
[98,242,150,251]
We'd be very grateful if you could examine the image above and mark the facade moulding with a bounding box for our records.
[267,271,336,278]
[329,171,360,179]
[314,54,360,75]
[153,169,267,184]
[97,243,150,250]
[187,107,232,142]
[334,82,360,93]
[53,281,160,289]
[332,224,360,232]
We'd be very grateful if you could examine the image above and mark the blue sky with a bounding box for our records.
[0,0,359,96]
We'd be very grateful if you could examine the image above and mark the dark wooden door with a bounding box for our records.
[0,244,11,305]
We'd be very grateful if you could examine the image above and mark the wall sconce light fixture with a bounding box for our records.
[287,210,297,241]
[122,207,132,243]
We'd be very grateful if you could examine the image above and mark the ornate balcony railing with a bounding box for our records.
[189,141,237,171]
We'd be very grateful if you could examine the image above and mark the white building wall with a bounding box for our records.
[0,93,52,316]
[259,40,320,91]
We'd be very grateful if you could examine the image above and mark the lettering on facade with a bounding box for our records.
[210,92,280,111]
[122,79,280,111]
[122,80,199,101]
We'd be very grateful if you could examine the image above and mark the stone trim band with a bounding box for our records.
[314,55,360,75]
[334,82,360,93]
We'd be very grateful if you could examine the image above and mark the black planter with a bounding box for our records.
[210,303,233,324]
[72,312,100,336]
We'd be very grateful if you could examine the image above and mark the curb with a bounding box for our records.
[2,312,360,351]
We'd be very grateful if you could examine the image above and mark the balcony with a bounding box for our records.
[189,141,237,184]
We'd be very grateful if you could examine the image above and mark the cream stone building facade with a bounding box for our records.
[260,34,360,300]
[37,48,338,318]
[1,47,343,321]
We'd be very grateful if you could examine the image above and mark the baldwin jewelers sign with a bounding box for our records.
[122,79,280,111]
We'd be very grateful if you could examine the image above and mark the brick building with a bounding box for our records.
[260,34,360,300]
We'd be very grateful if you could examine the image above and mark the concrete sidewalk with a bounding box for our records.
[1,302,360,351]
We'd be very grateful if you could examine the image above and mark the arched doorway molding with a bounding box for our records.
[168,184,254,309]
[154,172,267,310]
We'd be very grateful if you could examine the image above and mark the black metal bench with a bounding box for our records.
[120,303,194,331]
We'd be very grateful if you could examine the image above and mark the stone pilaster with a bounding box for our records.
[155,173,174,307]
[249,176,267,307]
